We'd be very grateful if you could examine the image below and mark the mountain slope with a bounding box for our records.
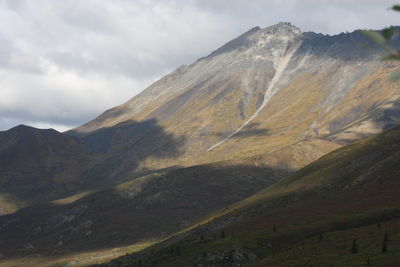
[0,136,339,266]
[98,126,400,267]
[0,160,288,265]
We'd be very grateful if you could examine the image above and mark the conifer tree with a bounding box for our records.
[382,237,388,253]
[384,231,389,242]
[382,230,389,253]
[351,239,358,254]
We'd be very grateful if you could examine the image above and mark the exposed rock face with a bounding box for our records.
[72,23,301,133]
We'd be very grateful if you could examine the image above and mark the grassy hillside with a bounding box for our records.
[96,126,400,266]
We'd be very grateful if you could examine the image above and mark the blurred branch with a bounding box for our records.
[362,5,400,81]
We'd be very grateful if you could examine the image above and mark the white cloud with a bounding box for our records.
[0,0,398,131]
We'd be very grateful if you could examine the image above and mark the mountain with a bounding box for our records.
[0,125,89,214]
[70,22,400,167]
[0,23,399,266]
[63,22,400,194]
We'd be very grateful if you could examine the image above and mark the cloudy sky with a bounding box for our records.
[0,0,398,131]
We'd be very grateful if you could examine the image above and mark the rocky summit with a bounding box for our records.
[0,23,400,266]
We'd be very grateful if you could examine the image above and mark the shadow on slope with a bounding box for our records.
[77,118,187,187]
[211,123,269,139]
[0,125,89,213]
[0,162,292,264]
[232,123,269,139]
[0,119,186,213]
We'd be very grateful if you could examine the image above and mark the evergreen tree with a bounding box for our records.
[382,231,389,253]
[351,239,358,254]
[382,237,388,253]
[384,231,389,242]
[382,240,387,253]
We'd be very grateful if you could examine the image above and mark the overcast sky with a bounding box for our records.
[0,0,398,131]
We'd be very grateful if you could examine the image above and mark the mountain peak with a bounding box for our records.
[205,22,300,58]
[261,22,301,35]
[4,124,60,138]
[271,21,298,28]
[7,124,36,133]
